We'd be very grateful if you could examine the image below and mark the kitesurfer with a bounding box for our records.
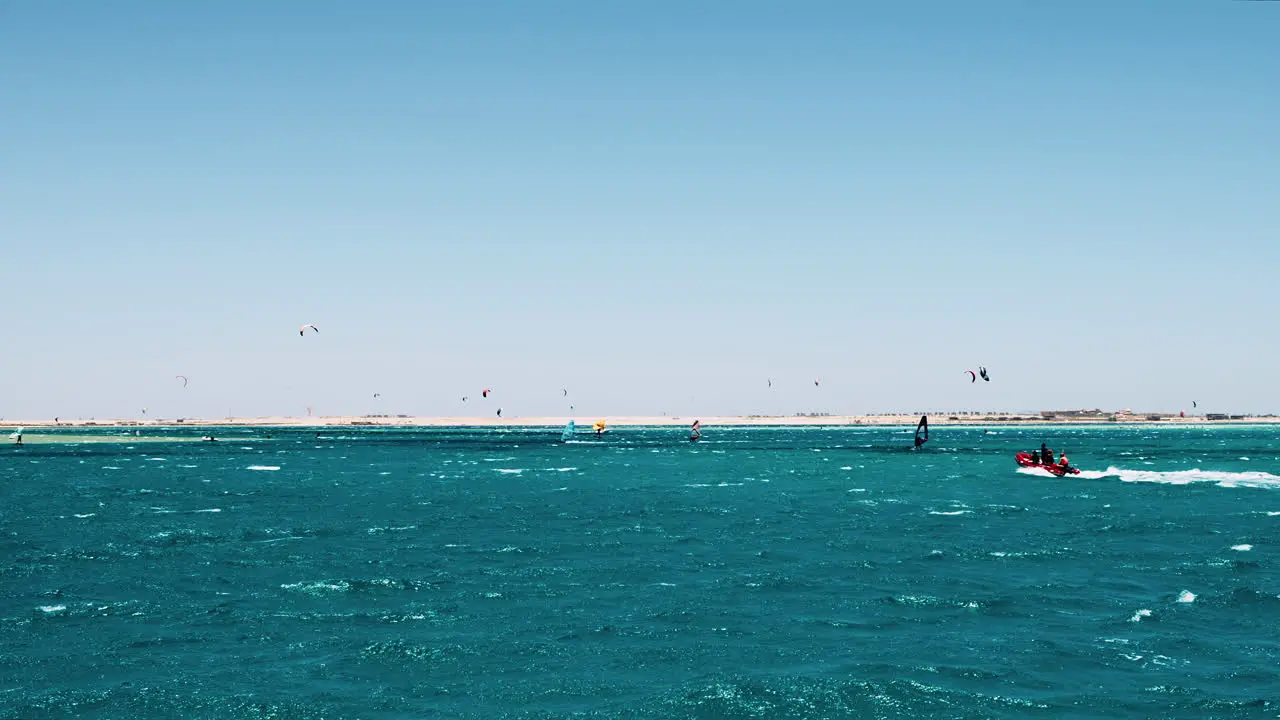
[13,433,22,446]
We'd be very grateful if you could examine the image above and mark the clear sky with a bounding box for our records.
[2,1,1277,420]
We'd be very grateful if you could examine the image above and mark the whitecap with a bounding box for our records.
[1176,590,1196,603]
[495,469,523,474]
[247,465,280,471]
[930,510,969,516]
[178,464,198,469]
[38,605,67,614]
[194,508,222,513]
[73,513,96,519]
[549,467,577,472]
[102,466,121,470]
[840,466,853,471]
[1130,608,1152,622]
[1231,544,1253,551]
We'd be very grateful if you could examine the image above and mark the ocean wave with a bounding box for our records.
[247,465,280,471]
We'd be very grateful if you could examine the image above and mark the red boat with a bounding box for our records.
[1015,452,1080,476]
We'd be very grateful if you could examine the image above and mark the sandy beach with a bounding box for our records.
[2,413,1275,429]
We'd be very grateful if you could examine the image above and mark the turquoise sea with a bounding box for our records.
[2,424,1277,719]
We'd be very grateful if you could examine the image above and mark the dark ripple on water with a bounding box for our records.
[1,425,1278,718]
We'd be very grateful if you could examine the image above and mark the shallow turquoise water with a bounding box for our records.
[1,424,1277,718]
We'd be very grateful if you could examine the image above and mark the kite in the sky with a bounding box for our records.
[299,324,319,336]
[979,366,990,382]
[176,375,188,388]
[965,370,976,383]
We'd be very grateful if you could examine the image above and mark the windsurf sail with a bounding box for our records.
[914,415,929,448]
[561,419,576,442]
[690,420,702,441]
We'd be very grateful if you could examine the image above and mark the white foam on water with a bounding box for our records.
[1231,544,1253,551]
[102,466,121,470]
[281,580,350,594]
[1240,457,1250,461]
[548,467,577,472]
[1176,590,1196,603]
[73,513,96,519]
[38,605,67,614]
[178,465,198,468]
[1268,512,1280,516]
[1034,466,1280,489]
[840,466,853,471]
[194,508,221,513]
[247,465,280,471]
[1130,608,1152,622]
[495,468,523,474]
[929,510,970,516]
[146,458,166,462]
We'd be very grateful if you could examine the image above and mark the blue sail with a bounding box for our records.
[560,419,576,442]
[914,415,929,448]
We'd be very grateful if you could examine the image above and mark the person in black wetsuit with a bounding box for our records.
[1041,443,1052,465]
[1029,449,1041,464]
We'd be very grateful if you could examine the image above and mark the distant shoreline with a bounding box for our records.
[2,414,1276,428]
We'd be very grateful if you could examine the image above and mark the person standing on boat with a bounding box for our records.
[1040,443,1052,464]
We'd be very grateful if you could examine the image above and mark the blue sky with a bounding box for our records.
[2,1,1277,419]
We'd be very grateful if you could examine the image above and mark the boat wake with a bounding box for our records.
[1019,466,1280,489]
